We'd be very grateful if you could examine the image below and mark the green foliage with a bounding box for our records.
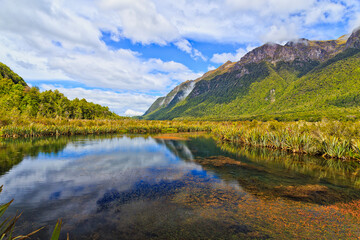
[144,48,360,121]
[212,120,360,160]
[0,118,212,138]
[0,185,64,240]
[145,62,271,120]
[50,220,62,240]
[0,62,119,120]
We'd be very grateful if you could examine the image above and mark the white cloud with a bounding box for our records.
[192,49,207,61]
[174,39,192,54]
[47,49,202,91]
[210,44,258,64]
[157,0,358,44]
[0,0,102,51]
[0,0,203,93]
[40,84,158,115]
[349,13,360,32]
[305,2,346,25]
[125,109,144,116]
[225,0,315,14]
[261,24,299,43]
[211,48,247,64]
[0,35,70,80]
[174,39,207,61]
[98,0,179,45]
[1,0,357,51]
[207,65,216,71]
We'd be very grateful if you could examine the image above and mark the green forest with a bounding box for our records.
[0,62,118,121]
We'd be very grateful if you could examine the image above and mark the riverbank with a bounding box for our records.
[2,118,360,161]
[213,120,360,160]
[0,118,212,137]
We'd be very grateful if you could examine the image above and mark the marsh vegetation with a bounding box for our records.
[2,118,360,161]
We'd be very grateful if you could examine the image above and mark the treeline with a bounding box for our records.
[0,64,119,120]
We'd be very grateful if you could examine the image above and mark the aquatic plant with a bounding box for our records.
[0,186,65,240]
[212,120,360,160]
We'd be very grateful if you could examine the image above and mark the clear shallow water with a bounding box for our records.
[1,134,360,239]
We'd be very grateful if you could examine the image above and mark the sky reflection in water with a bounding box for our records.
[1,135,360,239]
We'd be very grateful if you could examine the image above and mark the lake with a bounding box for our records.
[1,133,360,239]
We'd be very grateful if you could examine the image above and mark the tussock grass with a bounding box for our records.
[2,116,360,161]
[0,117,212,138]
[212,120,360,161]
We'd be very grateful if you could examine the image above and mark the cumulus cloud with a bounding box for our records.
[159,0,360,44]
[47,49,201,91]
[125,109,144,116]
[0,0,203,93]
[210,46,257,64]
[211,49,246,64]
[305,2,346,25]
[99,0,179,45]
[261,24,299,43]
[0,0,102,51]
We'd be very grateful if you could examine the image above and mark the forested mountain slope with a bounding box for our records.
[144,28,360,121]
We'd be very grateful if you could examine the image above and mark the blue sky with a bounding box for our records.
[0,0,360,116]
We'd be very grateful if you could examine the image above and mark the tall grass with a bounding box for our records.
[2,116,360,160]
[218,141,360,186]
[212,120,360,161]
[0,118,212,138]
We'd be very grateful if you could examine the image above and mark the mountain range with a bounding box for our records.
[143,28,360,121]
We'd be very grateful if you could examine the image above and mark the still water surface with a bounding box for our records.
[1,134,360,239]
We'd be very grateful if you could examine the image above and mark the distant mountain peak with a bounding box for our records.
[144,27,360,120]
[239,34,348,66]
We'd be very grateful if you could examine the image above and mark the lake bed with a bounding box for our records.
[1,134,360,239]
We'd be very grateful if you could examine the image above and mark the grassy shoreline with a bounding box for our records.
[0,118,213,138]
[212,120,360,161]
[2,117,360,161]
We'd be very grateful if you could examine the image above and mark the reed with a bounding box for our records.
[2,117,360,160]
[0,185,63,240]
[218,141,360,188]
[212,120,360,161]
